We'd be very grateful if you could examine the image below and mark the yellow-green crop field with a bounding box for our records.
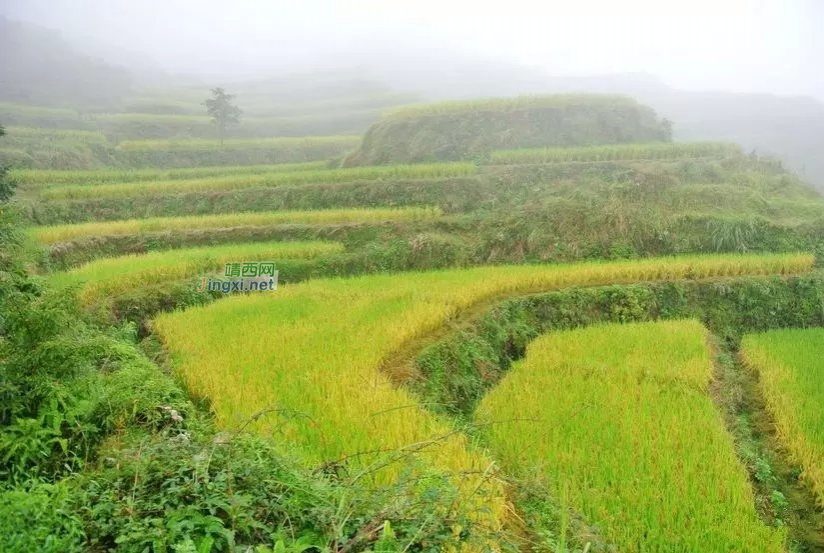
[489,141,741,164]
[152,253,810,543]
[115,135,361,152]
[742,328,824,505]
[38,162,478,200]
[476,320,785,552]
[382,94,638,120]
[14,161,328,188]
[3,126,110,145]
[30,207,442,245]
[50,240,343,305]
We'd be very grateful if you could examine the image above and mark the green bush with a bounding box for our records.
[0,483,85,552]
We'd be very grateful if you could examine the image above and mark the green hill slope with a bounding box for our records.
[344,94,671,166]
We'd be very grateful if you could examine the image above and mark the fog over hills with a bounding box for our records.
[1,1,822,188]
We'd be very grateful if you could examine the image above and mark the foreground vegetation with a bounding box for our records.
[742,329,824,505]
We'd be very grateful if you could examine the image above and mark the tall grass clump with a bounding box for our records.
[742,329,824,505]
[38,163,477,200]
[30,207,442,245]
[475,320,786,551]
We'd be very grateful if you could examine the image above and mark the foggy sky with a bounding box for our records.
[2,0,822,98]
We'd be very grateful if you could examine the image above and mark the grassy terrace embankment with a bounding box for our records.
[28,150,822,230]
[24,153,823,273]
[12,161,329,187]
[488,141,741,164]
[36,163,477,200]
[50,240,343,306]
[29,207,441,245]
[112,135,361,168]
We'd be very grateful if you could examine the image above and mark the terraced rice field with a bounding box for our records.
[38,162,478,200]
[30,207,441,244]
[381,94,640,119]
[153,254,808,466]
[9,99,824,550]
[489,141,741,164]
[115,135,361,152]
[476,320,785,551]
[742,329,824,504]
[50,240,343,305]
[3,126,110,145]
[149,254,810,549]
[14,161,329,188]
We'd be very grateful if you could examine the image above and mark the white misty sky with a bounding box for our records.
[3,0,822,96]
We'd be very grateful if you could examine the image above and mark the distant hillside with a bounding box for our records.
[533,73,824,191]
[399,68,824,191]
[345,94,671,166]
[0,17,132,109]
[336,56,824,190]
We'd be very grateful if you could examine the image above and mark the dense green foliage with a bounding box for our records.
[344,94,672,165]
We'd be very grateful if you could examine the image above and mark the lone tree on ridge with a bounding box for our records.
[205,87,241,147]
